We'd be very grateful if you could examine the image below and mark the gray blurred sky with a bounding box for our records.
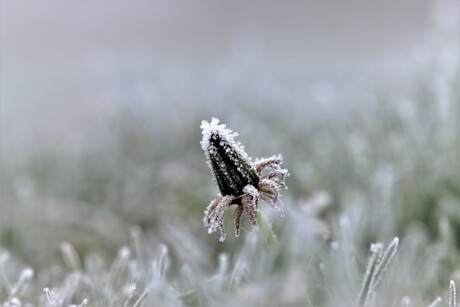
[0,1,451,162]
[2,1,431,73]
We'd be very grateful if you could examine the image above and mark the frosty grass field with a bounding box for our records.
[1,2,459,307]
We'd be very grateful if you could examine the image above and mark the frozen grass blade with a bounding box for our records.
[357,243,383,306]
[428,296,442,307]
[152,244,168,284]
[216,253,229,278]
[358,237,399,306]
[7,297,21,306]
[69,298,88,307]
[0,251,12,293]
[400,296,411,306]
[60,242,81,271]
[367,237,399,299]
[132,245,180,307]
[450,280,457,307]
[105,246,131,304]
[130,226,146,269]
[122,283,137,307]
[6,267,33,304]
[43,287,57,306]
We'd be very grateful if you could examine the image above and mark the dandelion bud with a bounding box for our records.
[201,118,259,201]
[201,118,288,241]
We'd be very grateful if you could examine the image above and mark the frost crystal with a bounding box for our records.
[200,118,289,241]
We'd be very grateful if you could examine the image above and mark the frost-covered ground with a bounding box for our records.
[0,2,459,306]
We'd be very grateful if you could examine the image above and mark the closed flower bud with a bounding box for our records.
[200,118,288,241]
[201,118,259,202]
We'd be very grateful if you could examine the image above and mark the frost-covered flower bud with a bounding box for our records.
[200,118,259,202]
[201,118,288,242]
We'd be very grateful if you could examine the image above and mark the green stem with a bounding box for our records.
[255,211,278,247]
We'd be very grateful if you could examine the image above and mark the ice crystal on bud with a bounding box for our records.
[201,118,289,241]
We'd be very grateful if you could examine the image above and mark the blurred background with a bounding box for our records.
[1,1,459,305]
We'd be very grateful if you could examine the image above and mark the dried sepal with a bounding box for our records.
[242,194,258,229]
[234,205,244,237]
[254,154,283,174]
[203,195,234,242]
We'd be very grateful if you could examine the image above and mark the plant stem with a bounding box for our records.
[255,211,278,247]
